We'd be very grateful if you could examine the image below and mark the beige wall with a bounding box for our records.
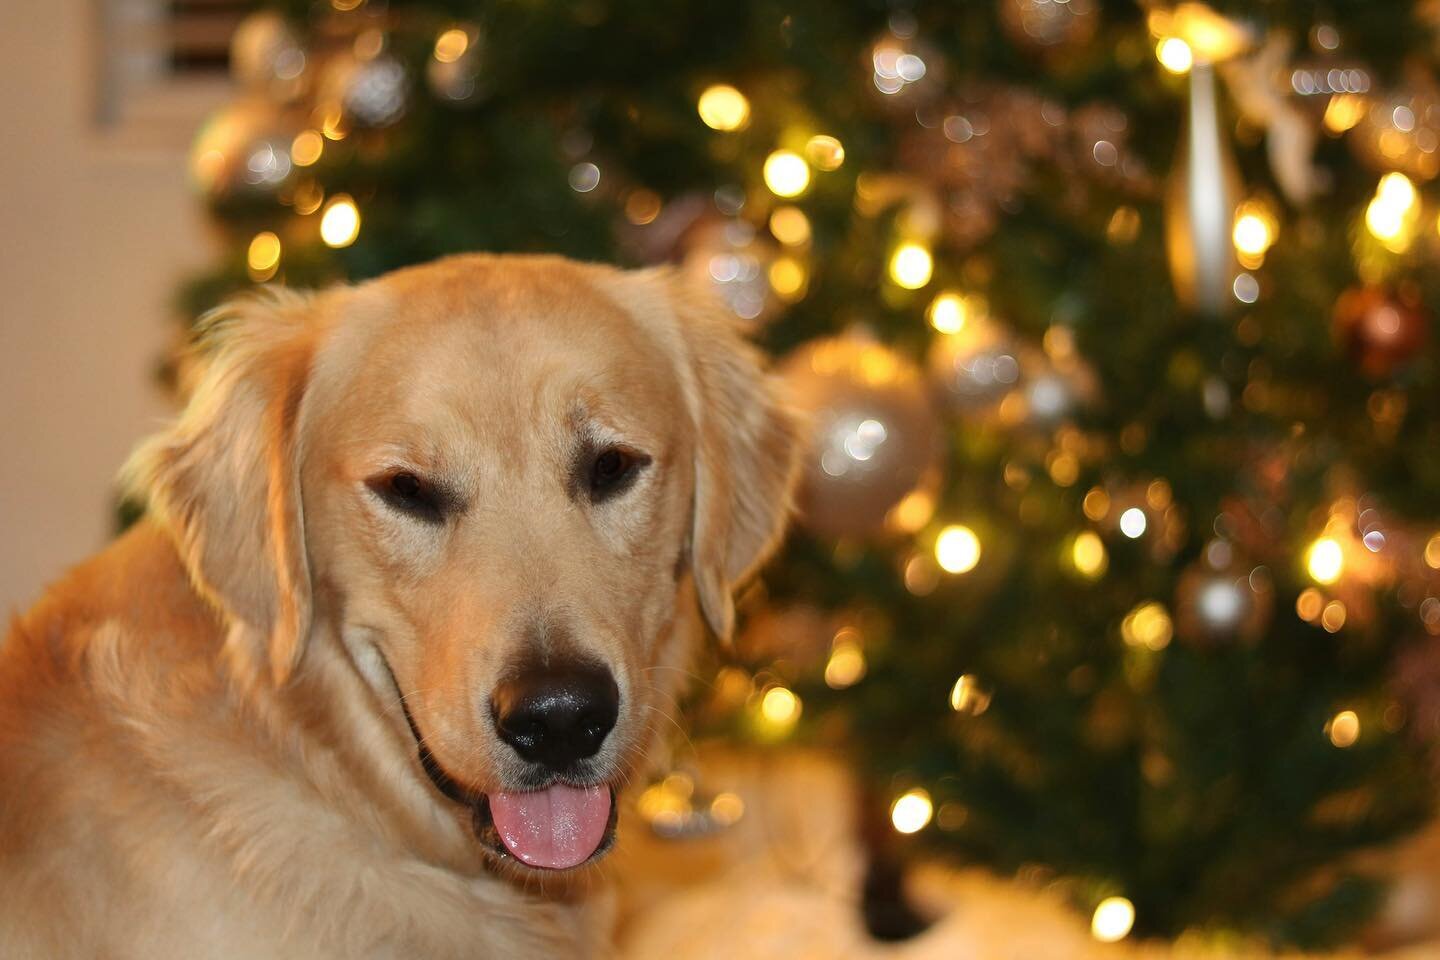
[0,0,217,614]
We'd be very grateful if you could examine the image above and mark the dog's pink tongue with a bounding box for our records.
[489,784,611,869]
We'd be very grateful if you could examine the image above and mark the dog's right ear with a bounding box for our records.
[122,289,320,687]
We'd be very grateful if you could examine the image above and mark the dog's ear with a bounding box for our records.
[665,274,802,644]
[123,290,319,686]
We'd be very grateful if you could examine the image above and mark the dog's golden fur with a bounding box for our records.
[0,254,799,958]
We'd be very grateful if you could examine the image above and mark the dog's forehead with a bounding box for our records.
[313,258,686,444]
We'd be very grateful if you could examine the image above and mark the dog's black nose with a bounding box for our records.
[491,662,619,771]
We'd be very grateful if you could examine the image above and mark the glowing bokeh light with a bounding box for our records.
[935,525,981,574]
[763,150,810,197]
[697,84,751,131]
[890,788,933,834]
[1091,897,1136,943]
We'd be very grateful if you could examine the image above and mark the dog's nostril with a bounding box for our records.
[491,661,619,772]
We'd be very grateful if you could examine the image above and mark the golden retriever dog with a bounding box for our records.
[0,254,800,958]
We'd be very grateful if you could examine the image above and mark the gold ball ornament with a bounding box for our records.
[682,218,788,326]
[781,337,942,540]
[229,11,306,99]
[999,0,1099,54]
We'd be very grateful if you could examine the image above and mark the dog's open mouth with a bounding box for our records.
[391,676,618,870]
[472,784,619,869]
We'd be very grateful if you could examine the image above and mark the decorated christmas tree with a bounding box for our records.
[182,0,1440,949]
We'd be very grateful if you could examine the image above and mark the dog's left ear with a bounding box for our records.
[663,273,803,644]
[123,290,319,686]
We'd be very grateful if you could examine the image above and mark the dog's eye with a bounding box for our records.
[369,471,445,524]
[588,446,648,501]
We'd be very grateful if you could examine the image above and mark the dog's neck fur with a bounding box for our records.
[0,519,607,958]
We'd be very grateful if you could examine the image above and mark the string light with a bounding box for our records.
[890,788,933,834]
[768,257,808,300]
[1366,172,1419,252]
[246,231,281,281]
[756,685,801,739]
[825,629,867,689]
[1156,37,1193,75]
[1122,602,1173,651]
[949,674,992,715]
[888,242,933,289]
[763,149,810,197]
[804,134,845,170]
[1327,709,1360,748]
[1119,507,1148,539]
[1306,537,1344,585]
[1091,897,1136,943]
[927,291,968,334]
[935,524,981,574]
[1425,532,1440,569]
[1072,531,1108,579]
[290,130,324,167]
[319,194,361,247]
[433,27,471,63]
[1232,201,1276,268]
[769,206,812,246]
[697,84,751,131]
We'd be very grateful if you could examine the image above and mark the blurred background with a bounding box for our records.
[7,0,1440,956]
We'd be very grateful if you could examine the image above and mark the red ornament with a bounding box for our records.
[1333,285,1428,379]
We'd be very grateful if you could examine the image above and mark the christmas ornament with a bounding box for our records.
[1165,60,1244,315]
[229,11,306,99]
[1351,80,1440,181]
[998,0,1098,54]
[1333,285,1428,379]
[1174,543,1273,646]
[323,52,409,128]
[781,336,941,539]
[1221,33,1330,204]
[682,218,786,325]
[188,100,299,198]
[427,24,486,103]
[926,315,1021,416]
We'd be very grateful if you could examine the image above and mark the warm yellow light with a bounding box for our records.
[928,291,968,334]
[760,685,801,726]
[1091,897,1136,943]
[1122,601,1173,651]
[433,28,470,63]
[763,149,810,197]
[949,674,992,715]
[1296,588,1325,622]
[697,84,751,132]
[890,788,933,834]
[320,195,360,248]
[805,134,845,171]
[1379,172,1418,209]
[1072,531,1108,579]
[1327,709,1360,748]
[825,641,867,689]
[1156,37,1193,74]
[1232,212,1273,259]
[769,257,808,300]
[1425,533,1440,569]
[1324,94,1368,135]
[709,792,745,825]
[935,524,981,574]
[318,104,347,141]
[888,488,936,534]
[1321,600,1348,633]
[1306,537,1344,585]
[769,206,812,246]
[889,242,933,289]
[290,130,324,167]
[1119,507,1148,539]
[246,231,281,280]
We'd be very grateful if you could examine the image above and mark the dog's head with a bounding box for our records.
[127,254,799,874]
